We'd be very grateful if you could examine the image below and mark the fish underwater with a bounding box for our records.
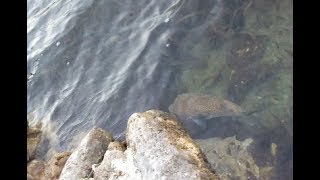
[168,93,246,131]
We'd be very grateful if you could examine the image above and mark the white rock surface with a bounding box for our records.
[59,127,113,180]
[93,110,218,180]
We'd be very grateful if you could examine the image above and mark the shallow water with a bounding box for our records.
[27,0,292,179]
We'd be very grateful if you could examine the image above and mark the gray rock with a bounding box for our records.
[93,110,218,180]
[196,136,272,180]
[59,127,113,180]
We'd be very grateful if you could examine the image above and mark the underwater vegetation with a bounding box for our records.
[172,0,292,178]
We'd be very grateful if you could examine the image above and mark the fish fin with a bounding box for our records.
[243,106,266,116]
[243,110,259,116]
[192,118,208,131]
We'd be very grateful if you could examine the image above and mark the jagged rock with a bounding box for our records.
[59,127,114,180]
[44,151,71,179]
[107,141,126,151]
[93,149,127,180]
[27,151,71,180]
[93,110,218,180]
[27,122,42,162]
[196,136,272,180]
[27,159,46,180]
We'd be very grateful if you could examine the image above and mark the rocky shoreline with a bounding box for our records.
[27,110,272,180]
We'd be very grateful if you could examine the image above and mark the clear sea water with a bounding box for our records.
[27,0,292,179]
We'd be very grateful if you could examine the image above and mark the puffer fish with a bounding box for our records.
[168,93,245,129]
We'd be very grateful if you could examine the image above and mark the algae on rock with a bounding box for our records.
[94,110,218,180]
[196,136,274,180]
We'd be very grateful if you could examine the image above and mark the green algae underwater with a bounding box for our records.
[169,0,292,179]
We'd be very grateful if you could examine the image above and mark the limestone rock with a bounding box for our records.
[27,173,34,180]
[27,151,71,180]
[94,110,218,180]
[59,127,113,180]
[44,151,71,179]
[93,149,127,180]
[27,159,46,180]
[107,141,126,151]
[196,137,262,180]
[27,122,42,162]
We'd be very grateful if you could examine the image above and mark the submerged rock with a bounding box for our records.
[271,143,278,157]
[93,110,218,180]
[227,63,275,103]
[227,33,268,69]
[196,136,273,180]
[59,127,113,180]
[204,0,251,48]
[225,33,274,103]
